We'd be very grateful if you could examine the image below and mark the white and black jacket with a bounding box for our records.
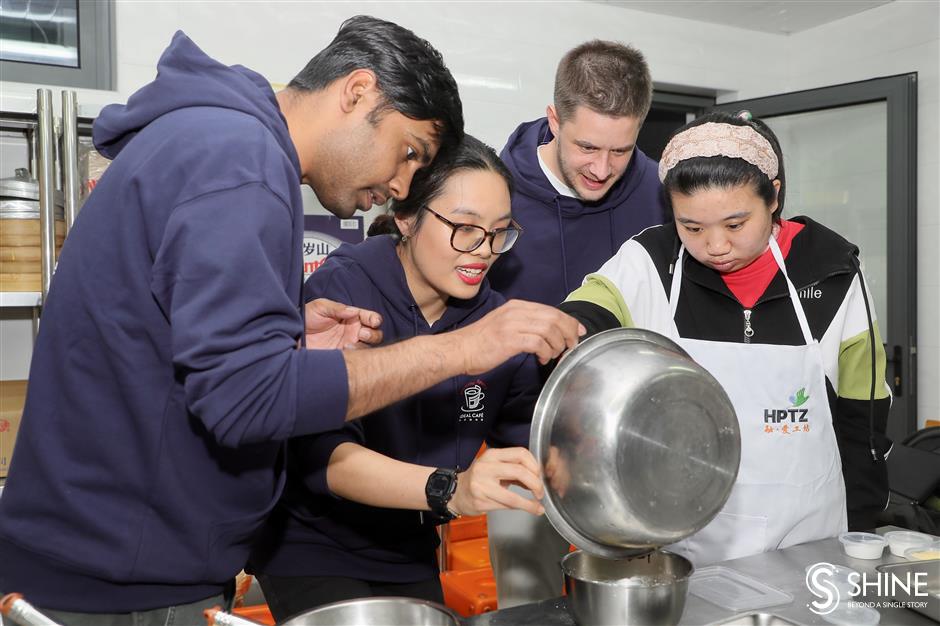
[560,216,892,530]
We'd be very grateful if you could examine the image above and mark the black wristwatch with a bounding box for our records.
[425,468,459,521]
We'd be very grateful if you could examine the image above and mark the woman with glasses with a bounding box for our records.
[247,135,544,619]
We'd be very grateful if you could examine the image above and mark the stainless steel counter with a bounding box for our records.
[466,527,938,626]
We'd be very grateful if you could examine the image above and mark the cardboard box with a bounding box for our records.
[0,380,27,478]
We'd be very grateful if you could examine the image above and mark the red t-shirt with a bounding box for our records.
[721,219,805,308]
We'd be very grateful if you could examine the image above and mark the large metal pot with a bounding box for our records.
[530,327,741,558]
[279,597,460,626]
[562,549,693,626]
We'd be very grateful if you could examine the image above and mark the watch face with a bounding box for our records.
[428,473,451,495]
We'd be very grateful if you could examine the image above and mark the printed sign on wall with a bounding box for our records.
[303,216,364,278]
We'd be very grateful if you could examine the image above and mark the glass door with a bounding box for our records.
[712,75,918,440]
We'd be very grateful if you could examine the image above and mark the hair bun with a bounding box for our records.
[367,214,401,238]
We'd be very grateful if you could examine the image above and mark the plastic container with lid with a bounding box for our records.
[903,539,940,561]
[883,530,934,557]
[838,532,886,559]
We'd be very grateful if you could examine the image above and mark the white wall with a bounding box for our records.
[1,0,937,425]
[0,1,789,147]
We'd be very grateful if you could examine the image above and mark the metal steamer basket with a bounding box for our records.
[0,169,66,293]
[529,328,742,625]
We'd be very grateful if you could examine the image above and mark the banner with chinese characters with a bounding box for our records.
[302,215,364,279]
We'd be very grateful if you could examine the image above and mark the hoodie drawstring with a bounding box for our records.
[555,197,617,295]
[411,304,430,526]
[608,208,616,257]
[410,305,423,467]
[555,197,570,295]
[452,360,463,473]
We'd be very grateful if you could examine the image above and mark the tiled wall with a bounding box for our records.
[1,0,936,425]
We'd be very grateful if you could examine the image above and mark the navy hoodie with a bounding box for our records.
[0,32,349,611]
[487,118,666,305]
[248,235,540,582]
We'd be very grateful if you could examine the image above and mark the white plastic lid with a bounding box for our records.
[838,532,886,559]
[689,566,794,612]
[884,530,932,545]
[838,532,886,546]
[822,603,880,625]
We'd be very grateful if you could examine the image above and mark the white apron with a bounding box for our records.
[667,237,847,566]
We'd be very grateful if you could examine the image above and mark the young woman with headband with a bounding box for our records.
[247,135,548,619]
[559,111,891,565]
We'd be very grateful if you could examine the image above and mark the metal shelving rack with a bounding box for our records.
[1,89,93,333]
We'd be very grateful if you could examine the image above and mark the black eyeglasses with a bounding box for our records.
[423,206,522,254]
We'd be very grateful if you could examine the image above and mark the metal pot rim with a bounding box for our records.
[0,174,65,208]
[560,549,695,587]
[0,199,65,220]
[279,596,460,626]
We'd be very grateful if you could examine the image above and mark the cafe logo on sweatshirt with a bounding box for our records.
[762,387,811,434]
[459,380,487,422]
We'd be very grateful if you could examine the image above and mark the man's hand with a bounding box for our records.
[451,300,584,375]
[340,301,581,421]
[304,298,383,350]
[449,447,545,517]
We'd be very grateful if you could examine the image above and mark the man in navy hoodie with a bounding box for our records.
[0,17,583,624]
[486,40,666,607]
[487,40,666,305]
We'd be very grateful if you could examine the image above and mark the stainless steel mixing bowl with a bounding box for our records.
[530,327,741,558]
[562,549,693,626]
[279,597,459,626]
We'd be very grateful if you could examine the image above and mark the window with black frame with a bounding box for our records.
[0,0,113,90]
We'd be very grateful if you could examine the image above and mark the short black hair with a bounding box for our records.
[289,15,463,149]
[369,134,514,238]
[662,111,786,221]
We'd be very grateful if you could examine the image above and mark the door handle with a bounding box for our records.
[883,343,903,396]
